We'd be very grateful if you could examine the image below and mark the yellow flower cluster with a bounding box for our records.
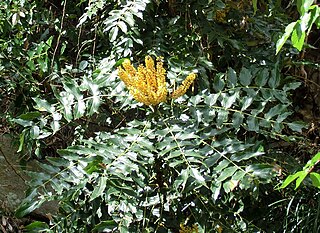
[171,73,196,99]
[179,224,199,233]
[118,56,196,106]
[118,56,167,106]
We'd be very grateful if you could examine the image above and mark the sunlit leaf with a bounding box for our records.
[109,26,119,42]
[15,197,45,218]
[216,166,238,182]
[223,179,238,193]
[241,96,253,111]
[287,121,307,132]
[221,92,238,109]
[24,221,49,232]
[231,151,264,162]
[216,109,228,127]
[191,167,206,184]
[296,0,314,16]
[33,97,55,113]
[276,22,297,54]
[265,104,287,120]
[204,93,219,106]
[118,21,128,33]
[214,159,230,172]
[310,172,320,189]
[291,22,306,51]
[90,176,107,201]
[211,182,221,201]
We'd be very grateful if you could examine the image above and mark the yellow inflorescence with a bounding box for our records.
[118,56,196,106]
[179,224,199,233]
[171,73,196,100]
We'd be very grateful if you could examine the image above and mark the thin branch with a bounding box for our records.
[0,144,27,182]
[50,0,67,72]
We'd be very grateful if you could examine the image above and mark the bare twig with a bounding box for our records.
[50,0,67,72]
[0,144,26,182]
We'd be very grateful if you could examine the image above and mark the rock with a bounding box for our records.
[0,135,57,217]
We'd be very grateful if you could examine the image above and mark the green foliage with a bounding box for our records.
[0,0,318,232]
[278,152,320,190]
[276,0,320,53]
[15,60,302,231]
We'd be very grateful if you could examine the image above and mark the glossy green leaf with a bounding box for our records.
[93,220,118,231]
[247,116,259,132]
[276,22,297,54]
[268,67,280,88]
[204,153,222,168]
[174,168,189,191]
[223,179,238,193]
[291,22,306,51]
[247,164,275,181]
[30,125,40,139]
[18,112,41,120]
[260,89,273,100]
[287,121,307,132]
[241,96,253,111]
[310,172,320,189]
[310,152,320,165]
[283,82,301,91]
[191,167,206,184]
[13,118,33,127]
[255,68,269,87]
[118,21,128,33]
[214,159,230,172]
[124,12,135,26]
[296,0,314,16]
[221,92,238,109]
[307,6,320,33]
[109,26,119,42]
[33,97,55,113]
[216,166,238,182]
[213,73,225,92]
[211,182,221,201]
[227,67,237,88]
[231,151,264,162]
[79,60,88,70]
[265,104,287,120]
[232,170,246,181]
[90,176,107,201]
[295,170,309,189]
[239,67,252,86]
[216,109,228,127]
[232,112,244,129]
[15,198,45,218]
[273,90,290,103]
[204,93,219,106]
[276,111,292,123]
[24,221,49,232]
[84,157,104,174]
